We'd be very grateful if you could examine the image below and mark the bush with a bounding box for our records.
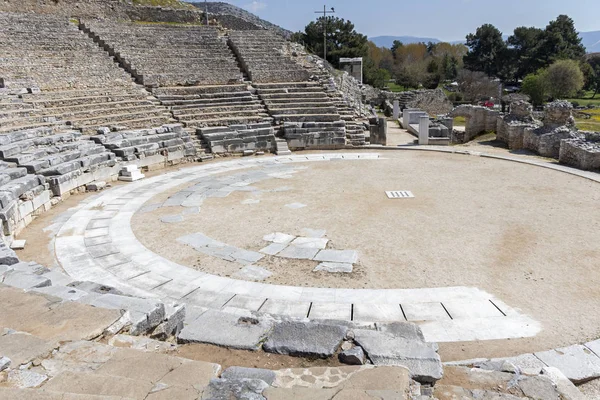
[522,72,546,107]
[543,59,584,99]
[448,92,464,102]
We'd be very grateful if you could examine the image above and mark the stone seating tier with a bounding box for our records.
[82,20,242,88]
[227,32,310,84]
[197,122,276,154]
[154,85,270,129]
[152,84,249,97]
[254,82,341,123]
[0,127,117,195]
[283,121,347,150]
[89,124,196,163]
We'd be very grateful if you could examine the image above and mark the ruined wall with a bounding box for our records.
[522,101,577,158]
[449,105,499,143]
[560,132,600,171]
[496,101,541,150]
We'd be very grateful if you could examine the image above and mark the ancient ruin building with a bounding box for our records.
[496,100,541,149]
[522,100,578,158]
[448,104,499,143]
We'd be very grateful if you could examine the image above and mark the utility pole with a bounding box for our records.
[205,0,209,25]
[314,5,335,62]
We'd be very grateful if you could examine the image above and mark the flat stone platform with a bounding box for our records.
[28,149,599,360]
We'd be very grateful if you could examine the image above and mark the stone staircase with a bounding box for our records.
[0,12,173,134]
[80,20,243,87]
[228,30,310,84]
[153,84,272,128]
[254,82,341,124]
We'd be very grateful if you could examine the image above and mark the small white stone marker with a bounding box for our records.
[118,165,145,182]
[386,191,414,199]
[10,240,26,250]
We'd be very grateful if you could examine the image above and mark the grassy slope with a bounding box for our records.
[575,108,600,132]
[131,0,196,9]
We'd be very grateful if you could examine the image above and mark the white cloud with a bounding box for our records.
[244,1,267,13]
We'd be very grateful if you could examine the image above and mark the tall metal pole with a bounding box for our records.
[205,0,209,25]
[314,5,335,62]
[323,5,326,62]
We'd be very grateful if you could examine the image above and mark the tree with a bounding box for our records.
[507,26,545,80]
[542,59,584,99]
[464,24,508,77]
[293,17,368,68]
[584,55,600,98]
[457,70,500,102]
[538,15,586,65]
[391,40,403,57]
[521,72,546,106]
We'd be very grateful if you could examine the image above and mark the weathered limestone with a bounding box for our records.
[90,123,196,165]
[283,121,346,150]
[523,101,578,158]
[263,321,347,358]
[228,30,310,83]
[155,84,271,129]
[496,100,541,150]
[0,13,172,134]
[353,328,443,384]
[178,310,273,351]
[81,20,243,87]
[449,105,500,143]
[560,131,600,170]
[198,122,276,155]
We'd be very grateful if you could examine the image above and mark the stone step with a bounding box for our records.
[169,100,261,111]
[78,116,174,135]
[274,114,342,123]
[152,84,248,96]
[175,110,270,121]
[173,106,266,118]
[183,116,272,128]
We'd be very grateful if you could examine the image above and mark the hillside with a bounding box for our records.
[189,1,292,38]
[371,31,600,52]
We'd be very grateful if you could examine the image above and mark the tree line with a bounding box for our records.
[291,15,600,103]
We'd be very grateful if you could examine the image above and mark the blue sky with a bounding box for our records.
[214,0,600,41]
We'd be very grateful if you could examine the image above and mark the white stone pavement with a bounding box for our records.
[55,152,541,343]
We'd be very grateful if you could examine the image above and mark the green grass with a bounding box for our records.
[387,83,417,93]
[575,108,600,132]
[453,116,466,127]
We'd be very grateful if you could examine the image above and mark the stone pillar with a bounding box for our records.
[419,116,430,145]
[393,100,400,120]
[402,108,413,129]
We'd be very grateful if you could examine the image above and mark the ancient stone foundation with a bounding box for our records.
[449,105,499,143]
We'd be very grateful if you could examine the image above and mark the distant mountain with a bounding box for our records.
[581,31,600,53]
[369,36,441,48]
[371,31,600,53]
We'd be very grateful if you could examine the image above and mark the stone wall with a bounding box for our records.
[449,105,499,143]
[522,101,578,158]
[496,101,541,149]
[560,132,600,171]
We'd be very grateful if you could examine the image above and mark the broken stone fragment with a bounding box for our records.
[339,346,365,365]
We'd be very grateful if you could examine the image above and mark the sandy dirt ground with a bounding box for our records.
[130,149,600,361]
[15,142,600,362]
